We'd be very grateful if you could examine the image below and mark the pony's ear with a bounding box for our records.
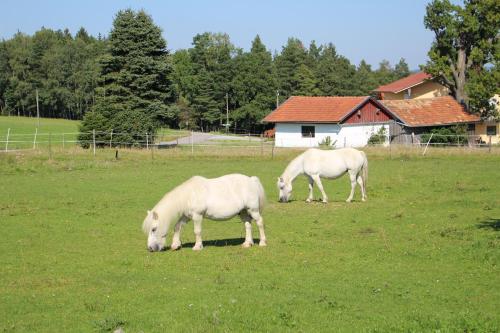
[279,177,284,183]
[152,211,159,220]
[147,210,151,215]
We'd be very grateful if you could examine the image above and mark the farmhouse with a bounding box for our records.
[263,95,480,148]
[373,71,449,100]
[374,72,500,144]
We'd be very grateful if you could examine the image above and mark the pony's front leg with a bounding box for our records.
[306,176,314,203]
[192,214,204,251]
[311,175,328,203]
[171,217,187,250]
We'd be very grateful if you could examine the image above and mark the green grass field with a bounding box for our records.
[1,148,499,332]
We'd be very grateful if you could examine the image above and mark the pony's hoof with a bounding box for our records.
[362,198,367,202]
[242,242,253,248]
[171,243,181,251]
[346,199,352,203]
[259,241,267,247]
[192,244,203,251]
[322,200,328,204]
[306,198,312,203]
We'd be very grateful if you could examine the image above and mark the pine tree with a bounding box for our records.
[316,44,357,96]
[294,64,320,96]
[394,58,410,79]
[230,35,277,131]
[275,38,308,99]
[79,9,175,146]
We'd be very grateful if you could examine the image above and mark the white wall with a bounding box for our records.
[274,123,341,147]
[337,124,389,148]
[274,123,389,148]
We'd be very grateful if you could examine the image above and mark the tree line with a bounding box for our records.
[0,9,410,134]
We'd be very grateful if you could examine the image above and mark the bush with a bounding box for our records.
[420,125,468,146]
[367,127,387,145]
[319,136,336,149]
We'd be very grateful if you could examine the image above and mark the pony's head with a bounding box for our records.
[143,210,167,252]
[277,177,292,203]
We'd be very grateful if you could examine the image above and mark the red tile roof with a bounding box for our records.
[380,96,480,127]
[262,96,369,123]
[373,72,432,93]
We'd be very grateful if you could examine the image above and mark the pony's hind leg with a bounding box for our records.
[346,170,357,202]
[356,175,366,201]
[239,211,254,248]
[192,213,204,251]
[306,176,314,203]
[249,210,267,247]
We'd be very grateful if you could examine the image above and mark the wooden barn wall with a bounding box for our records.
[343,100,393,124]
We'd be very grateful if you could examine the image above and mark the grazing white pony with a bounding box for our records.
[277,148,368,203]
[143,174,267,251]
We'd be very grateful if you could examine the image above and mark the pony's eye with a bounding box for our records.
[151,227,157,233]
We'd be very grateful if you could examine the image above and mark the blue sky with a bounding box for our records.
[1,0,435,70]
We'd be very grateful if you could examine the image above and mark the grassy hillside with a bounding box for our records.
[0,149,499,332]
[0,115,80,135]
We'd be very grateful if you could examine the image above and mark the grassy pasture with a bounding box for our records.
[0,147,499,332]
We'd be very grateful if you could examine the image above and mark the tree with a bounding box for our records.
[315,43,356,96]
[294,64,320,96]
[79,9,175,146]
[188,32,235,129]
[353,60,378,96]
[275,38,308,99]
[423,0,500,115]
[394,58,410,79]
[0,42,11,113]
[230,35,277,131]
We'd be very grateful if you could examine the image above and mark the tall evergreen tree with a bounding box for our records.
[230,35,277,131]
[79,9,174,146]
[315,43,356,96]
[394,58,410,79]
[275,38,308,99]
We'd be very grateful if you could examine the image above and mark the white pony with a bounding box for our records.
[143,174,267,251]
[277,148,368,203]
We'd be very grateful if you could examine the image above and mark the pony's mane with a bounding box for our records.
[142,177,202,234]
[282,153,305,182]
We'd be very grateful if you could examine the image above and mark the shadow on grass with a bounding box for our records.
[183,237,260,248]
[477,218,500,231]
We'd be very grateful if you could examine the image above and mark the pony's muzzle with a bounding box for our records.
[148,244,166,252]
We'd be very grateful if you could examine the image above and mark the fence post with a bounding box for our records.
[260,134,263,156]
[191,130,194,156]
[422,133,434,156]
[146,132,149,150]
[109,129,113,148]
[489,136,492,153]
[5,128,10,152]
[92,129,96,156]
[62,133,65,149]
[33,128,38,149]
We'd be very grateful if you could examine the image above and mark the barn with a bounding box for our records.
[263,95,480,148]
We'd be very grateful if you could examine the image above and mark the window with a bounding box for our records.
[301,125,315,138]
[486,126,497,136]
[404,88,412,100]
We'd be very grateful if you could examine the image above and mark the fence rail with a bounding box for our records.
[1,128,498,157]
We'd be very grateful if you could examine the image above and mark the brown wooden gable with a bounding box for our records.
[342,99,395,124]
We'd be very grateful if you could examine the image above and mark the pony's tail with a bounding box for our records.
[251,176,266,213]
[360,151,368,193]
